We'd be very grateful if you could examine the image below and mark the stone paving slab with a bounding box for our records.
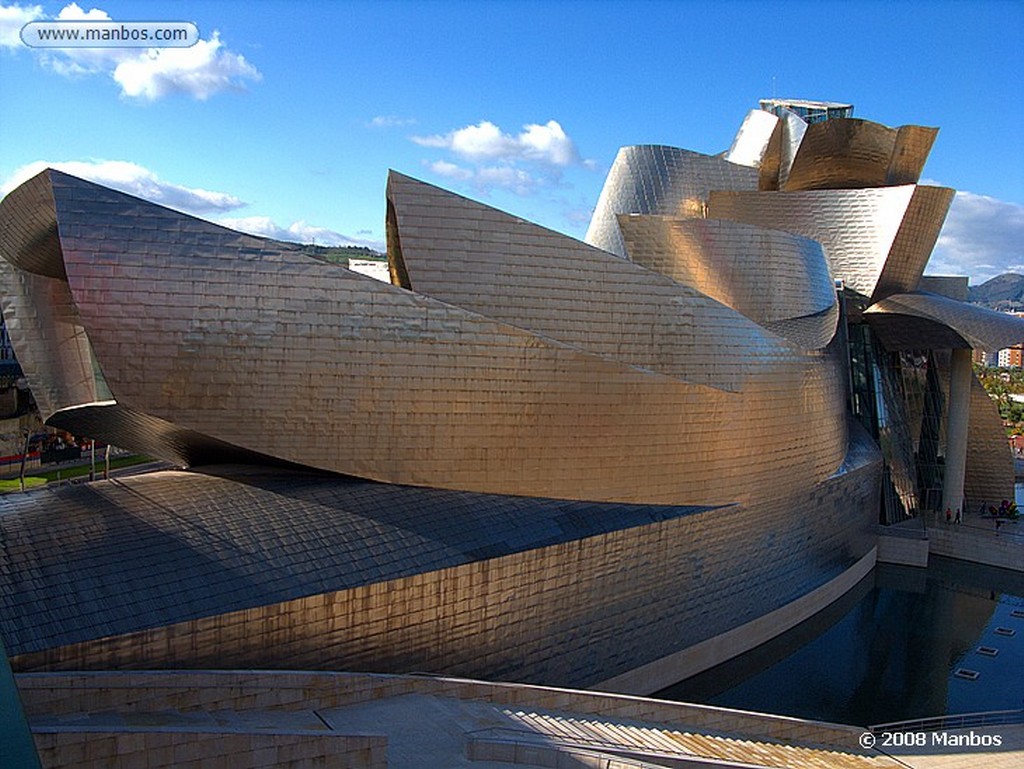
[880,725,1024,768]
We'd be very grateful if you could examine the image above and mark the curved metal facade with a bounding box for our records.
[0,169,848,507]
[583,145,758,257]
[966,374,1016,508]
[0,454,878,686]
[709,184,954,301]
[387,172,810,388]
[724,108,780,168]
[783,119,938,191]
[866,291,1024,351]
[1,100,1021,688]
[615,215,838,348]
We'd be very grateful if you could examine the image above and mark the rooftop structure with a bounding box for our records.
[759,97,855,122]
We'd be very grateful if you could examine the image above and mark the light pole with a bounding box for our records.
[18,429,29,493]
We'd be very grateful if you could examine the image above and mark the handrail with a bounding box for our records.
[869,709,1024,734]
[922,512,1024,539]
[935,521,1024,539]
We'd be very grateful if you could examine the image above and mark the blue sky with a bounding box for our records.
[1,0,1021,283]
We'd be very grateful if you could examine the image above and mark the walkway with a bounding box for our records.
[881,725,1024,768]
[922,508,1022,572]
[18,671,1024,768]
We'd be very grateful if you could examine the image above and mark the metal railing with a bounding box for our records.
[934,520,1024,540]
[869,709,1024,734]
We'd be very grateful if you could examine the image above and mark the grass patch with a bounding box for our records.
[0,454,153,493]
[0,477,47,493]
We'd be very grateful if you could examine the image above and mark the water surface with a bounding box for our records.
[658,558,1024,726]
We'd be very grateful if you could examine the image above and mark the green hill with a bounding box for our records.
[299,244,385,265]
[968,273,1024,310]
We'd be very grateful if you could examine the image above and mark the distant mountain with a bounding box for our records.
[968,273,1024,310]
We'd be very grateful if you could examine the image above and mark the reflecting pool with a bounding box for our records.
[658,557,1024,727]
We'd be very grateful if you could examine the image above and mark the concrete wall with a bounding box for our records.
[32,731,384,769]
[927,523,1023,572]
[876,525,930,567]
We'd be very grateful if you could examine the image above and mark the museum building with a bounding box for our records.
[0,99,1021,694]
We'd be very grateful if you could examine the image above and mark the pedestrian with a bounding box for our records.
[945,507,952,524]
[955,508,961,524]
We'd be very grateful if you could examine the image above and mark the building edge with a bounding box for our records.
[593,547,878,695]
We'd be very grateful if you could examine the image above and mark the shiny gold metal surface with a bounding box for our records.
[615,215,838,348]
[888,125,941,186]
[709,185,954,301]
[0,169,847,508]
[965,373,1015,509]
[3,98,1019,691]
[584,145,757,257]
[774,107,808,190]
[388,172,806,389]
[866,291,1024,351]
[783,119,938,191]
[0,173,109,420]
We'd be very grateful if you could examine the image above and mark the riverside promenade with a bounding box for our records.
[923,509,1023,572]
[880,724,1024,769]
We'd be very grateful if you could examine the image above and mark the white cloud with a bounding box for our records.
[9,3,260,100]
[28,3,125,78]
[926,191,1024,284]
[415,121,518,161]
[368,115,416,128]
[413,119,584,167]
[113,32,260,101]
[475,166,537,196]
[412,119,594,200]
[428,159,472,181]
[425,159,539,196]
[219,216,384,251]
[1,158,384,251]
[1,159,245,214]
[0,3,43,48]
[56,1,105,19]
[518,121,580,166]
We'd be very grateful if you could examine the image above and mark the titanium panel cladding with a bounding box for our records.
[873,186,954,297]
[725,109,780,168]
[783,119,938,191]
[0,173,109,418]
[866,291,1024,351]
[615,215,838,348]
[965,374,1015,509]
[2,446,878,685]
[772,108,808,190]
[585,146,758,257]
[0,170,847,507]
[2,96,1011,689]
[708,184,953,300]
[388,171,803,391]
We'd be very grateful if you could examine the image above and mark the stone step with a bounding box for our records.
[498,707,894,769]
